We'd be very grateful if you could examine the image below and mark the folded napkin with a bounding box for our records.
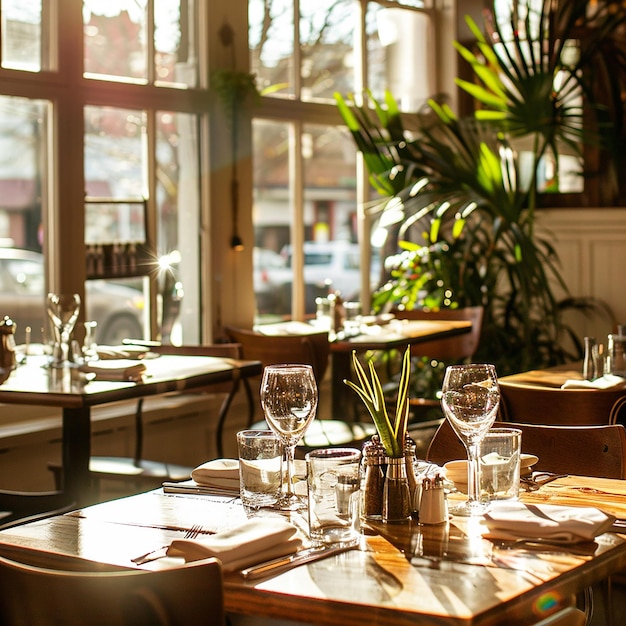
[483,502,616,544]
[79,359,147,382]
[561,374,626,390]
[166,518,302,571]
[191,459,240,492]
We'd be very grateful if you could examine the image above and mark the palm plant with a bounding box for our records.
[335,0,625,375]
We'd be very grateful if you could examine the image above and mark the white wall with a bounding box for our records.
[536,207,626,353]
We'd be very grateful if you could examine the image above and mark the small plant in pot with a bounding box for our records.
[344,346,415,522]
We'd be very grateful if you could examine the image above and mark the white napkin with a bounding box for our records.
[561,374,626,390]
[483,502,616,544]
[79,359,147,381]
[191,459,240,492]
[166,518,302,571]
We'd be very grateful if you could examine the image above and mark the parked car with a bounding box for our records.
[0,248,144,345]
[254,241,380,315]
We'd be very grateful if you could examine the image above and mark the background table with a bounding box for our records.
[0,355,261,523]
[256,319,472,418]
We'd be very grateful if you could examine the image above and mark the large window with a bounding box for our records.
[0,0,204,346]
[0,0,448,346]
[250,0,437,322]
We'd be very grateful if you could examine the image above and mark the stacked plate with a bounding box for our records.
[443,454,538,494]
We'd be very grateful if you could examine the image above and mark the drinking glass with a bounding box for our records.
[46,293,81,368]
[441,363,500,516]
[260,364,318,510]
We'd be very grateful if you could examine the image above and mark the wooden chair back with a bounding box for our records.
[223,326,330,384]
[392,306,483,361]
[426,419,626,479]
[0,555,224,626]
[499,381,626,426]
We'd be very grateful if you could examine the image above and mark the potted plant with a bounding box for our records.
[344,346,414,522]
[335,0,626,376]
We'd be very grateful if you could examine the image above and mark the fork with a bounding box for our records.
[132,525,204,565]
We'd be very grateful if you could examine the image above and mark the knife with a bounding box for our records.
[240,544,358,580]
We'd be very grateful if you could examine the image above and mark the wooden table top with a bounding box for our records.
[1,475,626,625]
[255,318,473,353]
[0,354,262,408]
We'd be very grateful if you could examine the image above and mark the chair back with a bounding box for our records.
[392,306,483,361]
[426,419,626,479]
[499,380,626,426]
[0,556,224,626]
[223,326,330,384]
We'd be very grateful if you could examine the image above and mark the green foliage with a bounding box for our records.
[344,346,411,457]
[336,0,626,375]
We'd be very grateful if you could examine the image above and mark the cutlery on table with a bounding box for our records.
[132,524,204,565]
[240,544,358,580]
[520,473,568,491]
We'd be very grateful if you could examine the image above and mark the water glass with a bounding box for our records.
[606,333,626,377]
[306,448,361,547]
[343,301,362,336]
[236,430,283,514]
[479,428,521,502]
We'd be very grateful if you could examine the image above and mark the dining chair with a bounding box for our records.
[426,419,626,479]
[48,343,253,494]
[224,325,376,454]
[0,554,224,626]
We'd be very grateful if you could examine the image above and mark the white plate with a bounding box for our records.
[444,454,539,482]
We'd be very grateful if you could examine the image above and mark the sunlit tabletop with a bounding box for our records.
[1,475,626,625]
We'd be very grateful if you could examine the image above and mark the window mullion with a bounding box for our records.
[290,120,305,321]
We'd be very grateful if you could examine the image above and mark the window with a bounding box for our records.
[0,1,205,346]
[250,0,437,322]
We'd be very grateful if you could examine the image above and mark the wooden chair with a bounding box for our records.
[426,419,626,479]
[499,380,626,426]
[223,325,330,384]
[48,343,253,494]
[0,554,224,626]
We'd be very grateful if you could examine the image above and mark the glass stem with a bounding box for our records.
[284,443,295,497]
[60,326,70,364]
[466,442,481,505]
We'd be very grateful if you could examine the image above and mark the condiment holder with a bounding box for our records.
[419,475,448,525]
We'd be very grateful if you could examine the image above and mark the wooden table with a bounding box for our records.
[257,319,472,417]
[0,355,262,522]
[1,475,625,625]
[498,364,626,425]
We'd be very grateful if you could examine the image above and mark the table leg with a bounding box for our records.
[331,351,353,419]
[62,407,93,506]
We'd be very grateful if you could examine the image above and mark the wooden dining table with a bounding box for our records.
[0,354,262,523]
[1,474,625,625]
[257,318,473,417]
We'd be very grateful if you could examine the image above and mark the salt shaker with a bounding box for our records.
[419,474,448,525]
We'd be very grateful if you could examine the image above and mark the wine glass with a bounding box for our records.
[260,364,318,510]
[46,293,81,368]
[441,363,500,516]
